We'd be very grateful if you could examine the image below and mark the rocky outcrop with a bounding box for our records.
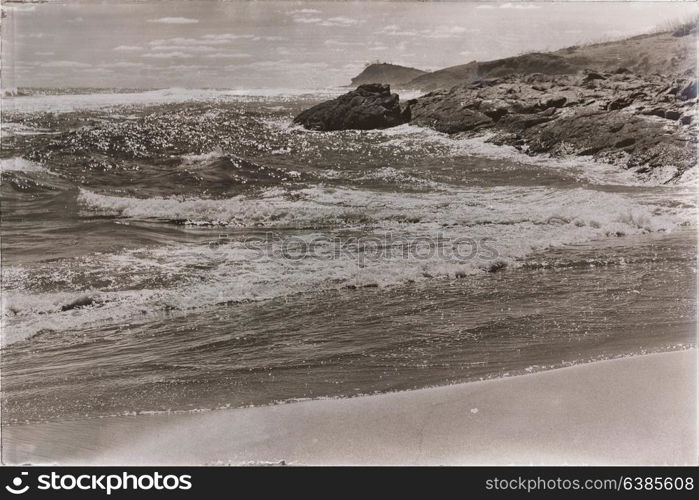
[409,71,697,179]
[350,63,427,87]
[300,25,697,180]
[293,84,409,131]
[296,70,696,179]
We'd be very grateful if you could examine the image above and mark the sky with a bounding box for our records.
[1,1,697,89]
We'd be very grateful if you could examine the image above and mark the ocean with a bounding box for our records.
[1,88,696,424]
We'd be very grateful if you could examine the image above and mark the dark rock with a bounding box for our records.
[478,100,509,120]
[487,261,507,273]
[293,84,408,131]
[410,92,495,133]
[607,97,632,110]
[503,113,555,129]
[509,100,542,114]
[578,146,604,156]
[416,108,493,134]
[487,132,524,147]
[61,296,95,311]
[680,80,697,100]
[673,23,697,38]
[583,71,606,82]
[400,98,416,121]
[643,107,667,118]
[614,137,636,148]
[664,110,682,121]
[542,96,567,108]
[680,114,693,125]
[608,123,625,133]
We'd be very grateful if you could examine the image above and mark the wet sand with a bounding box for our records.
[3,350,696,465]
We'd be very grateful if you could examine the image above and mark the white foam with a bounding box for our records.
[1,122,55,137]
[77,184,693,232]
[3,181,690,345]
[0,157,48,174]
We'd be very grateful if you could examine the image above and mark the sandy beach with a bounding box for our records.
[3,350,696,466]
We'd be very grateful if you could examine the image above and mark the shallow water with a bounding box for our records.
[1,89,696,423]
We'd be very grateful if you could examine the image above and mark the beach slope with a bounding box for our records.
[3,350,696,465]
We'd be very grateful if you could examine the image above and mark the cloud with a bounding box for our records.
[382,24,472,39]
[161,64,207,71]
[289,9,360,27]
[102,62,149,69]
[235,60,329,73]
[204,53,252,59]
[149,37,219,47]
[34,51,54,56]
[293,16,322,24]
[84,67,112,74]
[142,52,193,59]
[242,60,287,70]
[320,16,359,27]
[201,34,255,41]
[114,45,142,51]
[148,36,254,51]
[476,2,541,9]
[295,62,330,70]
[422,25,468,38]
[42,60,92,68]
[343,62,364,70]
[147,17,199,24]
[380,25,418,37]
[259,36,286,42]
[324,39,361,47]
[140,34,259,59]
[370,45,388,51]
[382,25,473,39]
[150,45,221,53]
[290,9,321,15]
[500,2,541,9]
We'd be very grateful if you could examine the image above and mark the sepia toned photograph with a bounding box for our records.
[0,0,697,468]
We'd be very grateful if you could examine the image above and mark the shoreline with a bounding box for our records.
[3,350,696,465]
